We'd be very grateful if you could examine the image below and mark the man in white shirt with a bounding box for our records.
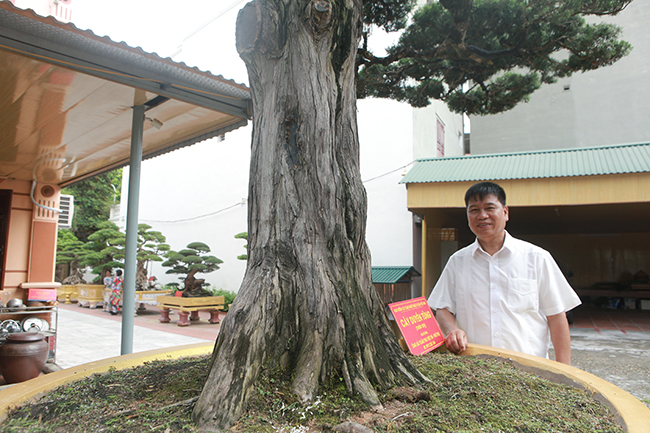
[427,182,581,364]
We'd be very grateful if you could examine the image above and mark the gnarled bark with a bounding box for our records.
[193,1,426,430]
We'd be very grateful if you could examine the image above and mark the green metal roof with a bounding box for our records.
[401,142,650,184]
[371,266,421,284]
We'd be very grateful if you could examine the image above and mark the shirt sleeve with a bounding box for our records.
[537,250,582,316]
[428,257,457,315]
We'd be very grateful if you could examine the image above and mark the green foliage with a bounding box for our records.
[74,222,170,281]
[234,232,248,261]
[162,242,223,282]
[208,289,237,311]
[56,229,87,279]
[134,224,170,269]
[357,0,633,115]
[56,230,85,266]
[363,0,417,32]
[61,169,122,242]
[163,282,181,294]
[81,221,125,277]
[125,224,172,288]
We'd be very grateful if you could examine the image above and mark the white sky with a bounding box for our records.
[71,0,399,86]
[72,0,250,84]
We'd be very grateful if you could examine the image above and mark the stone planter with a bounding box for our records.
[0,342,212,422]
[157,295,225,326]
[0,343,648,432]
[77,284,105,309]
[459,344,650,432]
[56,285,78,304]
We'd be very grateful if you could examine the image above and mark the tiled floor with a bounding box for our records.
[571,304,650,333]
[57,301,223,342]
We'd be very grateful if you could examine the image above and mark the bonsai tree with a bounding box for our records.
[132,224,170,290]
[56,229,87,284]
[73,221,170,287]
[193,0,634,429]
[234,232,248,261]
[162,242,223,297]
[81,220,125,282]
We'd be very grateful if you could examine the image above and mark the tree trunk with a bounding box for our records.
[136,259,147,290]
[193,1,426,430]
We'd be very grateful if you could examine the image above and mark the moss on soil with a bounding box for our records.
[0,352,624,432]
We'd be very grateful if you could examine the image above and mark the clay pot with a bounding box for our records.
[0,332,49,384]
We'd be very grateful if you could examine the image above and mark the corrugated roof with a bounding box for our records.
[0,1,252,186]
[371,266,421,284]
[401,142,650,184]
[0,3,250,101]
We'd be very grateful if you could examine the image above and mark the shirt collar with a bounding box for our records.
[501,231,515,253]
[470,230,513,256]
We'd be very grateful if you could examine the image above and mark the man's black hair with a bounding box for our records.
[116,270,123,276]
[464,182,506,207]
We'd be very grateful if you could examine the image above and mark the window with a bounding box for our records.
[436,118,445,157]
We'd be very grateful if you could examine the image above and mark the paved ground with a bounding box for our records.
[558,329,650,406]
[54,304,215,369]
[2,302,649,409]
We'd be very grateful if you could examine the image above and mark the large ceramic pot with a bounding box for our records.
[0,343,648,431]
[0,332,49,384]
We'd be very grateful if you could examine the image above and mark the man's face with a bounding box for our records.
[466,194,509,243]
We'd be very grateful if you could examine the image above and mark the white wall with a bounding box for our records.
[358,98,415,266]
[120,126,251,292]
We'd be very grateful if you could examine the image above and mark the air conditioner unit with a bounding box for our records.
[58,194,74,229]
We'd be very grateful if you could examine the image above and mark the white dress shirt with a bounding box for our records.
[428,232,581,358]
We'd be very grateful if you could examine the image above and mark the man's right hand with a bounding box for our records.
[435,308,468,354]
[444,329,468,354]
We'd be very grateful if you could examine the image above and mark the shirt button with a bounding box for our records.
[493,308,498,313]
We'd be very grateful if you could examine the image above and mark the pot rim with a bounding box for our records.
[5,332,45,342]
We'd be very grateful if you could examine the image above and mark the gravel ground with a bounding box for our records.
[551,328,650,408]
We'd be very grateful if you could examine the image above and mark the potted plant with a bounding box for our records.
[161,242,223,298]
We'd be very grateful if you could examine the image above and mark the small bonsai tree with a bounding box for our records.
[234,232,248,261]
[132,224,170,290]
[162,242,223,297]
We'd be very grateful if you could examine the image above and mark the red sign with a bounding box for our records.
[389,297,444,356]
[27,288,57,302]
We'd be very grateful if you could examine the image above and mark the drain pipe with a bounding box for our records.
[121,105,145,355]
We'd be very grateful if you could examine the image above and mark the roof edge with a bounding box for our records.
[59,118,249,188]
[402,142,650,184]
[0,2,251,116]
[414,141,650,163]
